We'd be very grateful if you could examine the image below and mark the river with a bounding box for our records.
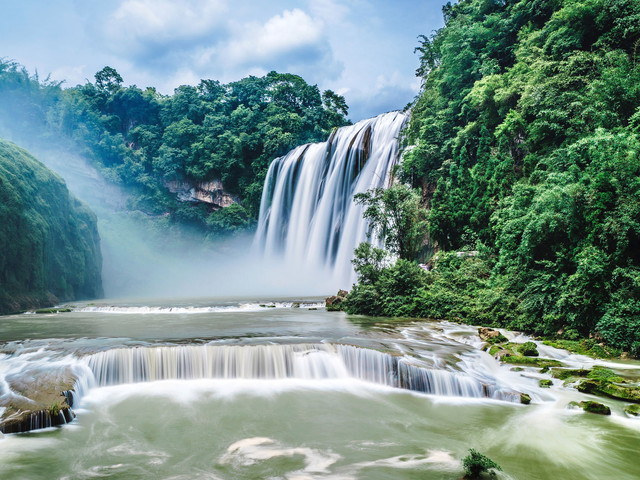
[1,297,639,479]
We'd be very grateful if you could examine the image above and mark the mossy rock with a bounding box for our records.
[488,345,501,356]
[518,341,539,357]
[511,367,524,372]
[539,366,549,374]
[580,401,611,415]
[539,379,553,388]
[625,404,640,416]
[520,393,531,405]
[587,366,623,383]
[485,333,508,344]
[551,368,590,381]
[502,356,562,367]
[577,377,640,403]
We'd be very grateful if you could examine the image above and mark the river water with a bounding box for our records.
[1,298,639,479]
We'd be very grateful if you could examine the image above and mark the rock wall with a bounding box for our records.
[166,179,238,209]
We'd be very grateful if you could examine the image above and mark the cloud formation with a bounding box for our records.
[1,0,445,121]
[106,0,228,58]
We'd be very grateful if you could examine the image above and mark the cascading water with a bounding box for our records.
[80,343,518,402]
[254,112,407,288]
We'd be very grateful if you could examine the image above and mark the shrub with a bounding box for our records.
[462,449,502,479]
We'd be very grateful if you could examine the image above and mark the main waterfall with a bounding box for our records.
[254,112,407,287]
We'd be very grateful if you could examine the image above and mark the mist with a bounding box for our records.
[0,118,341,301]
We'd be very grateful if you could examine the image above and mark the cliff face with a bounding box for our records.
[0,139,103,313]
[166,179,238,209]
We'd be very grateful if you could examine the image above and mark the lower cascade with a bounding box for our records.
[80,344,518,402]
[254,112,407,287]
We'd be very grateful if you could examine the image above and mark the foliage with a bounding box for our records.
[354,184,428,261]
[462,449,502,479]
[345,0,640,355]
[0,61,350,235]
[0,138,103,313]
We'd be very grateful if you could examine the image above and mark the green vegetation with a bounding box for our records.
[0,62,349,234]
[345,0,640,356]
[518,341,539,356]
[0,139,102,314]
[542,338,620,359]
[462,449,502,479]
[539,379,553,388]
[580,401,611,416]
[625,404,640,416]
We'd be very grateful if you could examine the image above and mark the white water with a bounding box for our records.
[81,343,518,402]
[2,305,640,479]
[254,112,407,288]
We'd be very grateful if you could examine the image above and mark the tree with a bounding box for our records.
[355,183,428,261]
[94,66,123,94]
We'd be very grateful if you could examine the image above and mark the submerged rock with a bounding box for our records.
[580,401,611,416]
[0,367,77,434]
[625,404,640,416]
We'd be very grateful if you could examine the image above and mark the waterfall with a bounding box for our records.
[83,344,519,402]
[254,112,407,287]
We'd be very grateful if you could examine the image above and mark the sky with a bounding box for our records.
[0,0,446,122]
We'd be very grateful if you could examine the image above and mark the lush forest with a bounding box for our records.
[0,139,102,313]
[0,63,349,235]
[345,0,640,355]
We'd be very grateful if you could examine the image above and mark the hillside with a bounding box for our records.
[0,139,103,313]
[344,0,640,355]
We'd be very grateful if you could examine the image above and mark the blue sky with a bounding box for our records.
[1,0,445,121]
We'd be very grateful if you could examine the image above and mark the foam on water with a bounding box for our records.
[75,302,324,314]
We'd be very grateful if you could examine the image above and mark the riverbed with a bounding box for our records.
[1,297,639,479]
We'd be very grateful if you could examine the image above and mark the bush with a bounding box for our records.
[462,449,502,479]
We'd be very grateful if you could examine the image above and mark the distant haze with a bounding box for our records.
[0,0,445,121]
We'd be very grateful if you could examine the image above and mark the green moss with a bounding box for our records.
[486,333,508,344]
[518,341,539,357]
[625,404,640,416]
[577,377,640,402]
[502,356,562,367]
[551,368,590,380]
[580,401,611,415]
[542,339,621,360]
[587,366,623,383]
[488,345,501,356]
[520,393,531,405]
[539,379,553,388]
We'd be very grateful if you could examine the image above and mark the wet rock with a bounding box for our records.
[580,401,611,415]
[576,368,640,402]
[0,367,77,434]
[518,341,539,357]
[520,393,531,405]
[625,404,640,416]
[539,379,553,388]
[551,368,590,381]
[478,327,507,344]
[326,290,348,311]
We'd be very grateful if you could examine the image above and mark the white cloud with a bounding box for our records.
[224,9,324,66]
[106,0,228,56]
